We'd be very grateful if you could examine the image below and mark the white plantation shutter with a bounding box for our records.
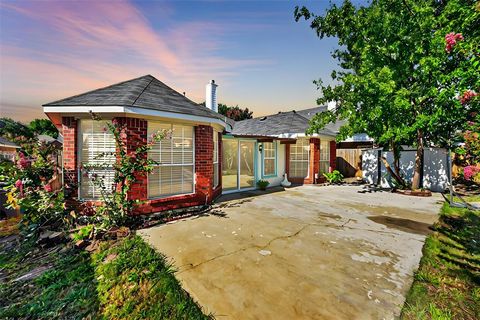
[79,120,116,199]
[148,122,194,198]
[319,140,330,174]
[289,138,309,178]
[263,142,276,176]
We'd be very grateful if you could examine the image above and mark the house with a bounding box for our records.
[0,137,21,162]
[43,75,337,214]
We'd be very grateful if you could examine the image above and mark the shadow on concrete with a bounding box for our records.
[357,184,392,194]
[214,186,286,204]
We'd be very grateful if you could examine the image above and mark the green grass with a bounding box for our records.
[0,235,210,319]
[401,199,480,320]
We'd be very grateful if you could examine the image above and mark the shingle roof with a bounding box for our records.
[0,137,20,148]
[43,75,225,122]
[231,106,343,137]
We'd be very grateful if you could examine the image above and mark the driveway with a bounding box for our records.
[139,185,442,320]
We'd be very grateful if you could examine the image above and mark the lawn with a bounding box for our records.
[0,231,210,319]
[401,199,480,319]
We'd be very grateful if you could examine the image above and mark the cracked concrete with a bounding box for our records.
[139,185,442,320]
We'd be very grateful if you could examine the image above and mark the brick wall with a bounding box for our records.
[330,140,337,171]
[62,117,78,199]
[194,125,214,203]
[114,117,148,201]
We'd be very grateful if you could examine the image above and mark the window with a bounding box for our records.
[213,131,219,188]
[320,140,331,174]
[289,139,309,178]
[262,142,276,177]
[148,122,194,198]
[79,119,116,199]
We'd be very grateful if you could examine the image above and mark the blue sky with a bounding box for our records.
[0,0,355,122]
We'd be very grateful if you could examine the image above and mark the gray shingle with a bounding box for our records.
[43,75,225,122]
[231,107,341,137]
[0,137,20,148]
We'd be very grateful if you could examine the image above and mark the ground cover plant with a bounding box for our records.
[401,198,480,319]
[0,233,210,319]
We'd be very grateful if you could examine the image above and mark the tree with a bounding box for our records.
[295,0,480,190]
[29,119,58,138]
[202,102,253,121]
[0,118,34,140]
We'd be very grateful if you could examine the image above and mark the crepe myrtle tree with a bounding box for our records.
[295,0,480,190]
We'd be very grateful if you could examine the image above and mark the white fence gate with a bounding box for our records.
[362,147,449,192]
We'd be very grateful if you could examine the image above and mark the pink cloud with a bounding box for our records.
[0,0,270,120]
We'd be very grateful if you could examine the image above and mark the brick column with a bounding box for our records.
[330,140,337,171]
[309,138,320,184]
[195,125,214,203]
[62,117,78,198]
[114,117,148,201]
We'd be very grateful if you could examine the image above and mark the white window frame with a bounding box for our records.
[213,131,219,188]
[77,119,116,200]
[262,141,277,177]
[289,138,310,178]
[147,122,195,199]
[319,140,330,174]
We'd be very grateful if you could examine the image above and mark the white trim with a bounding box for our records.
[43,105,227,128]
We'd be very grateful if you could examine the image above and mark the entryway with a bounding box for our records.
[222,138,256,192]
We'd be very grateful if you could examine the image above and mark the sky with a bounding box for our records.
[0,0,349,122]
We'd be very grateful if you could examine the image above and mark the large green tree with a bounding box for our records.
[28,119,58,138]
[201,102,253,121]
[295,0,479,189]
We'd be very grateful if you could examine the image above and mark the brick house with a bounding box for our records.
[43,75,337,214]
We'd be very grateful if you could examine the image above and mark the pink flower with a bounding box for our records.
[43,184,52,192]
[16,152,30,169]
[464,165,480,181]
[459,90,478,105]
[445,32,464,52]
[15,179,22,189]
[112,119,119,126]
[120,132,127,140]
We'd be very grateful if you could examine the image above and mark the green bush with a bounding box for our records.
[256,179,270,190]
[323,170,344,183]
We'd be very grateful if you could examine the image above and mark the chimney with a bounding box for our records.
[327,101,337,111]
[205,80,218,113]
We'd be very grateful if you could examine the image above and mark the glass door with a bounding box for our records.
[221,139,256,192]
[222,139,238,191]
[239,141,255,189]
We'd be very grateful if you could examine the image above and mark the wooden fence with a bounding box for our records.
[336,148,363,177]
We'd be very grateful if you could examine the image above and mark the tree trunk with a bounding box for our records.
[412,129,423,190]
[381,156,406,188]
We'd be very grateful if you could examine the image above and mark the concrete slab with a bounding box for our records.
[139,185,442,320]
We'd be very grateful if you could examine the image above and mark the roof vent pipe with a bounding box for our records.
[205,80,218,113]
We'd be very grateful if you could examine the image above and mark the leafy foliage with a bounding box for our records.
[83,113,166,229]
[201,102,253,120]
[295,0,480,189]
[323,170,344,183]
[256,179,270,190]
[28,119,59,138]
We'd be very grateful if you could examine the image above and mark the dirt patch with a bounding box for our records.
[368,215,433,235]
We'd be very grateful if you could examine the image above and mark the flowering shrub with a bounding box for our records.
[463,165,480,181]
[83,113,166,229]
[3,142,67,236]
[459,90,478,105]
[445,32,463,52]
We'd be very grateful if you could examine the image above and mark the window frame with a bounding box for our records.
[261,141,277,178]
[147,121,195,200]
[319,140,331,174]
[289,138,310,178]
[77,119,116,201]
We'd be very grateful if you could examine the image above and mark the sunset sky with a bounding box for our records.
[0,0,350,122]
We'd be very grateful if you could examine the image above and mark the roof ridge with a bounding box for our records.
[132,76,155,106]
[43,74,153,106]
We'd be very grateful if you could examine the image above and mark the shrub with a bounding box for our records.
[323,170,344,184]
[256,179,270,190]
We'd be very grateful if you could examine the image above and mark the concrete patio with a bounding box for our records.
[139,185,442,320]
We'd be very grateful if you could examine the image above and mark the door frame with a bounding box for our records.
[222,136,258,194]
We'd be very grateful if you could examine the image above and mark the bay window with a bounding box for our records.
[262,142,276,177]
[289,139,309,178]
[79,119,116,199]
[319,140,330,174]
[148,122,194,198]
